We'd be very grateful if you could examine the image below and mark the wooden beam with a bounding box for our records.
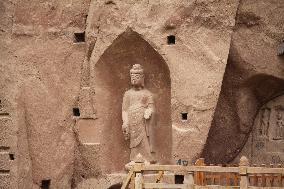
[135,173,143,189]
[121,170,134,189]
[143,183,186,188]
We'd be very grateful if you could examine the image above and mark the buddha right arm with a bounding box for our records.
[122,111,128,126]
[122,111,129,140]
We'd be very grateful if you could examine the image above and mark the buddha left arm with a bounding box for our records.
[144,94,155,120]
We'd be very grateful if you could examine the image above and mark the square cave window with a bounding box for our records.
[167,35,176,45]
[175,175,184,184]
[74,32,85,43]
[9,154,15,160]
[41,180,51,189]
[73,108,80,117]
[181,112,188,120]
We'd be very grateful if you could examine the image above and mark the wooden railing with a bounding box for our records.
[122,156,284,189]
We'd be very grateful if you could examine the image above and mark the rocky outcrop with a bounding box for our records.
[203,0,284,164]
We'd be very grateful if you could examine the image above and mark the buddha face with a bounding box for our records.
[130,73,144,87]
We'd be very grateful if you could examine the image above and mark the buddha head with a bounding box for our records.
[130,64,145,88]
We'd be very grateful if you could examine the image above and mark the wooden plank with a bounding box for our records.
[130,172,135,189]
[142,165,240,173]
[195,185,239,189]
[240,165,248,189]
[247,167,284,174]
[240,174,248,189]
[252,164,258,187]
[184,172,194,189]
[142,165,185,172]
[121,170,134,189]
[195,158,205,186]
[189,166,239,173]
[143,183,186,188]
[248,187,284,189]
[135,173,143,189]
[267,164,274,187]
[225,172,231,186]
[155,171,164,183]
[138,164,284,174]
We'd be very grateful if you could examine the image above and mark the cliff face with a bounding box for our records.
[203,0,284,164]
[0,0,283,188]
[1,0,90,188]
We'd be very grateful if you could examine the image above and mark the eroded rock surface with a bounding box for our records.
[203,0,284,164]
[1,0,283,188]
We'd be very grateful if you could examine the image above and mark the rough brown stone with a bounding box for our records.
[202,0,284,164]
[0,0,283,188]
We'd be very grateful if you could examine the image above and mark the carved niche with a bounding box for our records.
[91,30,172,173]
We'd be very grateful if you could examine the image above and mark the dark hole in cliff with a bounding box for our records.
[277,41,284,56]
[167,35,175,45]
[74,32,85,43]
[73,108,80,116]
[41,180,50,189]
[107,183,122,189]
[181,112,188,120]
[105,0,116,5]
[0,146,9,150]
[175,175,184,184]
[9,154,14,160]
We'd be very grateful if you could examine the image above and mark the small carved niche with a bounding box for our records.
[73,108,80,117]
[181,112,188,121]
[74,32,85,43]
[167,35,176,45]
[9,154,14,160]
[41,180,51,189]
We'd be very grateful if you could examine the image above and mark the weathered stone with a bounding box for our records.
[80,143,102,177]
[78,87,96,119]
[0,174,10,189]
[202,0,284,164]
[0,0,283,188]
[0,152,10,170]
[0,117,13,147]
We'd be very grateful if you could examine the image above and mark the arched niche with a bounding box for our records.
[93,29,171,172]
[203,72,284,164]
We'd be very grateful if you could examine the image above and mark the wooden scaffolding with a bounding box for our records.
[122,156,284,189]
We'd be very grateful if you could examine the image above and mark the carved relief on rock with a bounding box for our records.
[255,104,284,142]
[249,94,284,164]
[257,108,271,138]
[273,106,284,140]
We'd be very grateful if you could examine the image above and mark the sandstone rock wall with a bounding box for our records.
[1,0,283,188]
[203,0,284,164]
[1,0,90,188]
